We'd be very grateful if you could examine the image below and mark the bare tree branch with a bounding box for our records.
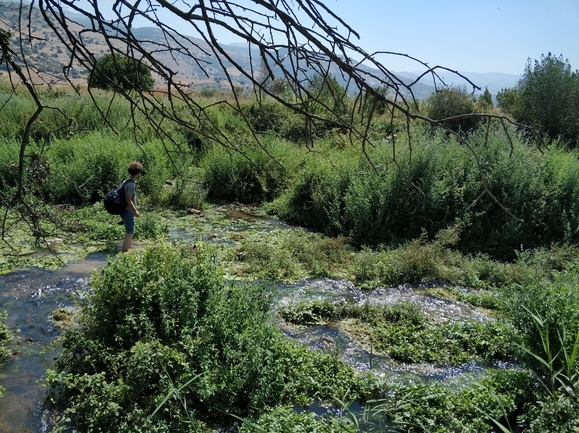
[0,0,539,247]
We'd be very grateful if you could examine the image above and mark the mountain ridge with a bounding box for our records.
[0,2,520,98]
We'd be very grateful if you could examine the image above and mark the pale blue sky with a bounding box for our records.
[72,0,579,75]
[323,0,579,75]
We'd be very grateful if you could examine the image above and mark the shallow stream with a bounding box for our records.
[0,254,107,433]
[0,210,496,431]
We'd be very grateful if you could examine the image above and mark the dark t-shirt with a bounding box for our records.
[124,178,137,210]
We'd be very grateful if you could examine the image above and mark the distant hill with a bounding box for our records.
[395,71,520,97]
[0,2,519,99]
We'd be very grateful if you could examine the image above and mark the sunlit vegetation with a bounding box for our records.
[44,244,374,432]
[280,298,519,364]
[0,312,15,398]
[1,78,579,431]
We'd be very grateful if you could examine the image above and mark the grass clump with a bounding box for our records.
[0,311,16,398]
[230,229,354,281]
[45,244,370,432]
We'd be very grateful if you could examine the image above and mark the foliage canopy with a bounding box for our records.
[88,53,154,92]
[498,53,579,145]
[426,86,479,134]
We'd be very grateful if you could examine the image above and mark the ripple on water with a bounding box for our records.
[0,253,106,433]
[274,277,498,380]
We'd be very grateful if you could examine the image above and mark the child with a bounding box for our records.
[121,161,144,252]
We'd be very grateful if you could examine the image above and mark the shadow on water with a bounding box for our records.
[0,253,107,433]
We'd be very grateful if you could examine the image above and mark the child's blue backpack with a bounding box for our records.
[103,179,134,215]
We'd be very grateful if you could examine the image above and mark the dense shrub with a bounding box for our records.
[241,101,308,142]
[88,53,154,92]
[239,405,357,433]
[508,267,579,376]
[46,244,365,432]
[364,369,535,433]
[43,133,181,206]
[273,127,579,260]
[504,266,579,431]
[498,53,579,146]
[0,139,21,192]
[425,86,480,134]
[43,133,138,205]
[201,137,297,203]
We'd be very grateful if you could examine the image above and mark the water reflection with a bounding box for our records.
[0,253,106,433]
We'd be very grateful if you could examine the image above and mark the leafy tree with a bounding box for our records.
[478,87,493,111]
[426,86,479,134]
[502,53,579,145]
[88,53,154,92]
[306,74,347,118]
[496,87,519,114]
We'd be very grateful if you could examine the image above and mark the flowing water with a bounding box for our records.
[0,254,108,433]
[274,278,492,381]
[0,210,496,431]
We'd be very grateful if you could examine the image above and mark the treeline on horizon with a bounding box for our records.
[0,52,578,261]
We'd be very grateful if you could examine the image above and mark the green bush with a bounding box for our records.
[425,86,480,134]
[239,405,357,433]
[0,139,21,192]
[504,265,579,432]
[508,268,579,377]
[43,133,178,206]
[88,53,154,92]
[43,133,135,205]
[0,311,15,398]
[364,369,535,433]
[273,127,579,260]
[272,144,357,236]
[202,138,295,203]
[241,100,318,142]
[162,178,204,210]
[499,53,579,146]
[46,244,364,432]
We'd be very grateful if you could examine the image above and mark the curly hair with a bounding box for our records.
[128,161,144,176]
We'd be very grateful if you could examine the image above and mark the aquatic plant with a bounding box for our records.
[0,311,16,398]
[45,244,369,432]
[230,228,353,282]
[279,299,518,365]
[363,369,534,433]
[236,405,358,433]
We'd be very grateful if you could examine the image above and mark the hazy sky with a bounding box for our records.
[69,0,579,76]
[323,0,579,75]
